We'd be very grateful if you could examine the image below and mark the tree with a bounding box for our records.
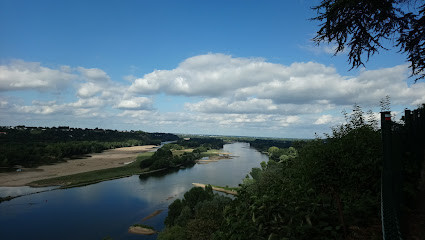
[312,0,425,80]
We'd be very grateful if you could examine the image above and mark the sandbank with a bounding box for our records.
[0,145,157,187]
[128,226,156,235]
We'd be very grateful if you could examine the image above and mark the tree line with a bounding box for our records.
[0,127,178,168]
[176,138,224,150]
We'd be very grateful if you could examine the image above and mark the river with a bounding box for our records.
[0,142,267,240]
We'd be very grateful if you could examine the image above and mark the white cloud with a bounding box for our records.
[2,56,425,138]
[115,97,153,110]
[15,103,66,115]
[69,98,105,108]
[278,115,301,127]
[77,82,104,98]
[185,97,335,115]
[129,53,272,96]
[129,53,424,109]
[0,60,76,91]
[314,114,334,125]
[77,67,110,82]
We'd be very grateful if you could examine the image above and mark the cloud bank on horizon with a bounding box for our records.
[1,53,424,138]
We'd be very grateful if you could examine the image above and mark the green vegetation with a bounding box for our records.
[247,138,294,153]
[176,138,224,150]
[158,186,232,240]
[27,138,224,188]
[267,146,298,162]
[159,105,389,239]
[140,147,204,170]
[178,133,301,155]
[30,152,154,188]
[140,140,224,171]
[0,126,178,168]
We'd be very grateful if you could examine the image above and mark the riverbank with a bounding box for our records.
[192,183,238,195]
[0,145,157,187]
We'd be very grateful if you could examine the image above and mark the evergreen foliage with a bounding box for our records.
[313,0,425,80]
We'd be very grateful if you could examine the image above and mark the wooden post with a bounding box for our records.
[380,111,402,239]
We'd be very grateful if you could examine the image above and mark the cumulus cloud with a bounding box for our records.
[77,82,104,98]
[2,55,425,138]
[185,97,335,115]
[69,97,105,108]
[278,116,301,127]
[15,102,67,115]
[129,53,424,110]
[0,60,76,91]
[115,97,153,110]
[314,114,334,125]
[129,53,273,96]
[77,67,110,82]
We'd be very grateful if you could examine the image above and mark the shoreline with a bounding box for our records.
[192,183,238,195]
[0,145,157,187]
[0,146,229,202]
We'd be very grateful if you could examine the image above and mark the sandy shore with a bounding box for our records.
[128,226,156,235]
[0,145,157,187]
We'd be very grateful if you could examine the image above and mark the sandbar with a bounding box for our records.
[128,226,156,235]
[0,145,157,187]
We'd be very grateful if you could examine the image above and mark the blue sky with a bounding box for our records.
[1,0,424,138]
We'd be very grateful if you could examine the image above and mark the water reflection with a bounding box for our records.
[0,186,59,198]
[0,142,267,240]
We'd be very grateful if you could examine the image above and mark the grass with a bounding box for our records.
[29,152,154,188]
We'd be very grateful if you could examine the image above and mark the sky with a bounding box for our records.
[1,0,424,138]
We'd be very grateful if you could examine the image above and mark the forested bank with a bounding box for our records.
[158,106,424,239]
[0,126,178,168]
[23,138,224,189]
[245,139,294,153]
[139,138,224,171]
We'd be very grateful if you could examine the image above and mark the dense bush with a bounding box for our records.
[140,147,203,170]
[159,105,384,239]
[158,186,231,240]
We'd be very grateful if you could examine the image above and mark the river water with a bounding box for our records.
[0,142,267,240]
